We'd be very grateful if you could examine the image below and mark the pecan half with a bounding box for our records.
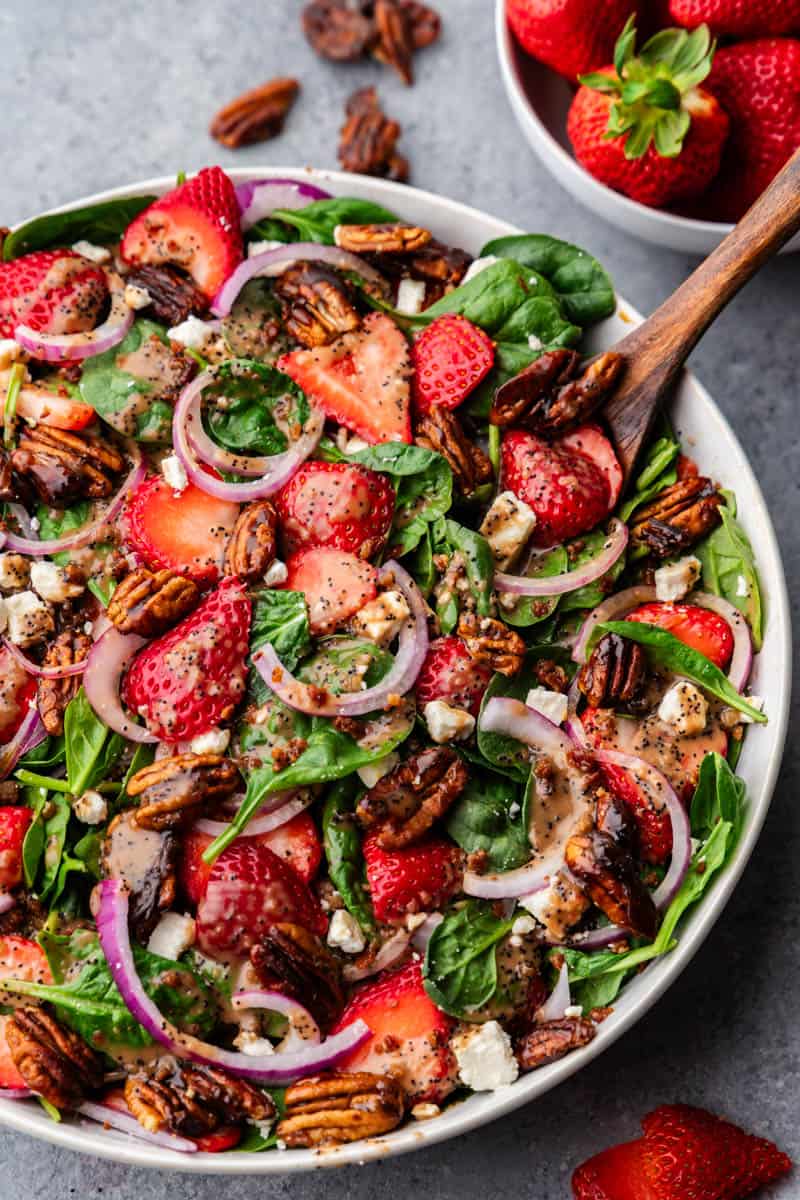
[630,476,723,558]
[403,0,441,48]
[532,658,570,693]
[565,830,659,940]
[339,87,408,181]
[517,1017,596,1071]
[335,223,431,255]
[355,745,468,850]
[577,632,647,709]
[223,500,278,583]
[11,427,126,507]
[125,264,207,326]
[278,1071,405,1147]
[251,923,344,1034]
[36,629,91,736]
[491,349,624,437]
[457,613,525,677]
[127,753,241,832]
[101,811,178,941]
[125,1061,273,1137]
[373,0,415,83]
[6,1006,104,1108]
[303,1,375,61]
[210,76,299,149]
[107,567,199,638]
[415,406,492,496]
[274,263,361,349]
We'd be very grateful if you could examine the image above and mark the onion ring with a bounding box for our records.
[211,243,387,318]
[235,178,331,230]
[3,637,87,681]
[496,520,628,597]
[82,629,158,744]
[193,791,313,839]
[14,271,133,363]
[0,703,47,781]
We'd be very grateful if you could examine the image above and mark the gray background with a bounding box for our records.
[2,0,798,1195]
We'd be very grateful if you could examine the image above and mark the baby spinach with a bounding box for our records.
[78,319,175,442]
[558,530,628,613]
[696,492,763,650]
[501,546,568,628]
[322,778,375,935]
[430,518,494,632]
[38,794,72,901]
[690,751,746,847]
[204,359,309,457]
[36,502,97,566]
[480,233,616,325]
[271,197,398,244]
[619,421,680,522]
[423,900,515,1018]
[21,786,49,890]
[64,689,123,796]
[3,194,156,260]
[19,735,66,772]
[446,770,530,871]
[250,588,310,673]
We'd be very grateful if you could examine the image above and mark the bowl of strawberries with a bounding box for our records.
[496,0,800,253]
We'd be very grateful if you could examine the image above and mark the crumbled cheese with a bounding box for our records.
[326,909,366,954]
[461,255,500,285]
[241,1036,277,1057]
[264,559,289,587]
[30,561,82,604]
[508,801,521,818]
[527,333,543,351]
[161,453,188,493]
[411,1102,441,1121]
[423,700,475,743]
[396,277,427,315]
[349,590,411,647]
[564,1004,584,1019]
[451,1021,519,1091]
[357,751,398,789]
[525,686,568,727]
[147,912,197,961]
[167,315,216,350]
[511,914,537,937]
[479,490,537,571]
[733,695,765,725]
[405,911,430,933]
[189,727,231,756]
[5,590,54,646]
[658,680,708,736]
[736,574,750,598]
[124,283,152,310]
[72,239,111,264]
[654,555,701,602]
[344,436,369,455]
[247,240,287,258]
[0,339,24,369]
[71,789,108,825]
[0,554,30,591]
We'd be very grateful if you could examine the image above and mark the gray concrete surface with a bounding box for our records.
[2,1,798,1195]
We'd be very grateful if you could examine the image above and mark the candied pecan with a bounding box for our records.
[223,500,278,583]
[0,891,46,938]
[6,1006,103,1108]
[0,781,19,805]
[274,263,361,349]
[107,567,199,638]
[458,613,525,677]
[595,786,638,851]
[402,0,441,48]
[517,1017,596,1071]
[278,1071,405,1147]
[303,1,375,61]
[355,745,468,849]
[565,830,658,940]
[210,76,299,149]
[532,658,570,693]
[125,1061,273,1137]
[36,629,91,736]
[125,264,207,326]
[630,476,723,558]
[335,222,431,255]
[251,923,344,1034]
[339,87,408,181]
[372,0,415,83]
[11,427,125,507]
[577,632,647,709]
[491,350,624,437]
[415,406,492,496]
[101,811,178,941]
[406,238,471,290]
[272,738,308,772]
[127,753,241,832]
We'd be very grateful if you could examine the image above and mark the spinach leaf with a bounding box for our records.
[250,588,310,672]
[204,359,309,457]
[78,318,173,442]
[696,492,763,651]
[501,547,568,628]
[119,743,156,810]
[238,1090,286,1152]
[619,423,680,523]
[558,530,628,613]
[690,751,746,847]
[480,234,616,325]
[423,901,515,1018]
[36,502,98,567]
[19,735,65,771]
[39,794,72,901]
[271,198,398,244]
[593,621,767,723]
[431,518,494,631]
[446,771,529,871]
[64,689,121,796]
[322,778,375,934]
[22,786,49,890]
[3,195,156,260]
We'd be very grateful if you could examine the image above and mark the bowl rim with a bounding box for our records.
[0,166,791,1174]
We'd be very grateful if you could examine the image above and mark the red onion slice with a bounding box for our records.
[231,989,321,1046]
[693,591,753,692]
[572,585,657,664]
[0,703,47,781]
[193,791,312,839]
[496,520,628,597]
[235,178,331,229]
[94,879,370,1084]
[565,924,629,951]
[0,1087,32,1100]
[82,629,158,744]
[14,271,133,363]
[536,961,571,1022]
[253,560,428,718]
[343,930,411,983]
[211,243,387,318]
[3,637,87,681]
[77,1100,198,1154]
[409,912,444,953]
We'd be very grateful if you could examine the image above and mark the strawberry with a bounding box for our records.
[411,314,495,414]
[596,757,674,864]
[196,840,325,956]
[181,813,322,905]
[330,961,457,1103]
[501,423,622,547]
[0,936,52,988]
[669,0,800,37]
[572,1139,651,1200]
[283,546,377,636]
[14,385,96,431]
[121,166,243,301]
[415,636,493,717]
[626,601,733,669]
[705,39,800,222]
[122,473,240,585]
[567,19,729,209]
[507,0,637,81]
[363,831,462,923]
[278,313,412,444]
[122,576,250,742]
[0,250,107,341]
[275,461,395,559]
[0,810,33,890]
[0,646,37,744]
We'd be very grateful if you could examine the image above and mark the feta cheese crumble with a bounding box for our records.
[326,909,366,954]
[189,727,231,756]
[167,315,216,350]
[72,790,108,826]
[5,590,54,646]
[654,555,701,602]
[461,255,499,285]
[396,278,426,315]
[147,912,197,961]
[479,490,537,571]
[264,559,289,587]
[247,240,287,258]
[0,554,30,592]
[525,686,568,727]
[451,1020,519,1091]
[161,453,188,493]
[658,680,708,736]
[72,240,111,264]
[30,561,82,604]
[423,700,475,743]
[124,283,152,310]
[349,590,410,647]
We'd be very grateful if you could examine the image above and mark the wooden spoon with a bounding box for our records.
[604,145,800,486]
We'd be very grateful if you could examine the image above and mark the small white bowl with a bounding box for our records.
[495,0,800,255]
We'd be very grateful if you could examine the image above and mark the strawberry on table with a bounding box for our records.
[283,546,377,636]
[411,314,494,415]
[122,576,250,742]
[415,636,493,718]
[275,461,395,559]
[278,313,412,445]
[669,0,800,37]
[180,812,322,905]
[507,0,636,81]
[626,601,734,669]
[0,810,34,891]
[363,831,462,923]
[121,166,243,302]
[0,250,107,341]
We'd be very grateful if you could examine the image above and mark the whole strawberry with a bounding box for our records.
[669,0,800,37]
[507,0,637,81]
[0,250,107,341]
[567,18,729,208]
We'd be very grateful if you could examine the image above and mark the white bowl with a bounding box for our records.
[494,0,800,255]
[0,168,790,1172]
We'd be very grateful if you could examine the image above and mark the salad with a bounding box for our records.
[0,167,765,1154]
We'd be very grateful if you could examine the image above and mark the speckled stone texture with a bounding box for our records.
[2,0,798,1195]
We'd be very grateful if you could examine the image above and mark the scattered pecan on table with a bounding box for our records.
[565,830,659,940]
[210,77,300,149]
[490,349,624,438]
[458,613,526,677]
[224,500,279,583]
[107,567,199,638]
[278,1071,406,1147]
[125,264,207,326]
[125,1061,274,1137]
[415,405,493,496]
[101,811,179,942]
[127,753,242,832]
[629,475,723,558]
[6,1006,104,1109]
[303,1,440,83]
[11,426,126,507]
[517,1017,597,1072]
[577,631,647,710]
[339,87,408,181]
[355,745,468,850]
[273,264,362,350]
[37,628,92,736]
[251,922,344,1034]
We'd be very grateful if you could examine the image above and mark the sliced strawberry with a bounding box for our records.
[122,473,239,586]
[0,810,33,890]
[122,577,250,742]
[283,546,377,636]
[502,423,621,547]
[14,385,96,431]
[0,646,37,743]
[0,250,107,341]
[181,812,322,905]
[0,936,52,987]
[193,1126,243,1152]
[196,840,326,956]
[121,166,242,301]
[0,1016,26,1090]
[598,759,673,865]
[330,961,458,1103]
[275,460,395,559]
[415,635,493,717]
[572,1138,654,1200]
[363,831,462,923]
[278,313,411,444]
[626,602,734,670]
[411,314,495,414]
